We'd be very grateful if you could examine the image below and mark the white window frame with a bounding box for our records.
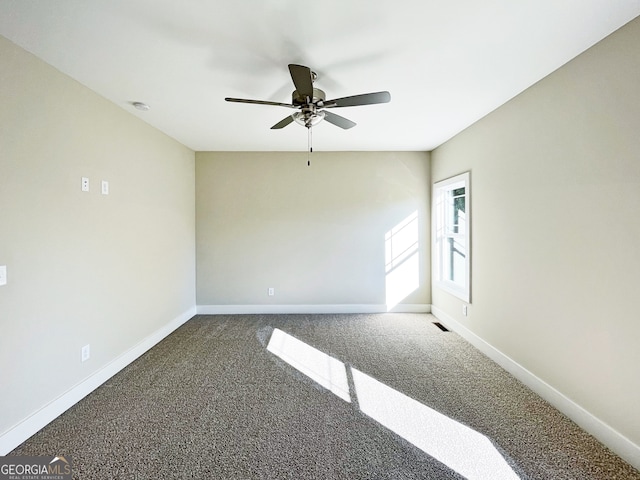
[433,172,471,302]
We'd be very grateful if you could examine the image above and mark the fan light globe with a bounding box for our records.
[292,110,325,128]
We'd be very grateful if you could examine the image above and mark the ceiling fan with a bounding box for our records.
[225,64,391,131]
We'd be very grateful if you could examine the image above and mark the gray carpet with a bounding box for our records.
[9,313,640,479]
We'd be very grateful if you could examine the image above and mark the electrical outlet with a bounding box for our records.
[81,177,89,192]
[81,344,90,362]
[268,287,275,296]
[462,304,468,316]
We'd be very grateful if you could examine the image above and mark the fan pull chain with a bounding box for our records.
[307,126,312,166]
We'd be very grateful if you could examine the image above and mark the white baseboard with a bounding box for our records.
[431,306,640,471]
[0,307,196,456]
[197,304,431,315]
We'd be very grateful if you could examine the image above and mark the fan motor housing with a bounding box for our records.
[292,88,326,106]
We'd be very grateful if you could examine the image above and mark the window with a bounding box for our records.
[433,172,470,302]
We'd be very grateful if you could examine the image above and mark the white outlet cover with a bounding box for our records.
[0,265,6,286]
[81,344,90,362]
[81,177,89,192]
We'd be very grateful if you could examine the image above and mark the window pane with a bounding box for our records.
[453,189,465,234]
[446,187,466,234]
[445,237,466,285]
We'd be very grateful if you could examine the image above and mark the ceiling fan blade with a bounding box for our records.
[323,91,391,108]
[323,111,356,129]
[288,64,314,99]
[225,97,295,108]
[271,116,294,129]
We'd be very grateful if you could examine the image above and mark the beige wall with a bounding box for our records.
[0,36,196,437]
[196,151,430,310]
[432,17,640,448]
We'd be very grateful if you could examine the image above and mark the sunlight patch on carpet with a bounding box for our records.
[266,327,520,479]
[352,367,520,480]
[267,328,350,402]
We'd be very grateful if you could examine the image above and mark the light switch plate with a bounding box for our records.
[0,265,6,286]
[101,180,109,195]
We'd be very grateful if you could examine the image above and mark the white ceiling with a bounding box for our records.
[1,1,639,152]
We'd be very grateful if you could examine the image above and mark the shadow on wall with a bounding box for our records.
[385,211,420,310]
[267,328,521,480]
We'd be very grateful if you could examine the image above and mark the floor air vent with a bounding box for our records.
[432,322,449,332]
